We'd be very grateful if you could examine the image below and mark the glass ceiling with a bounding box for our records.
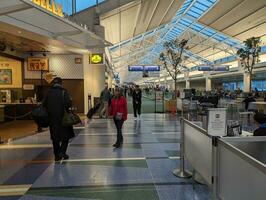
[109,0,245,71]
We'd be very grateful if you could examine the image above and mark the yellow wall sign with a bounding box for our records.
[27,57,49,71]
[31,0,63,17]
[90,54,104,64]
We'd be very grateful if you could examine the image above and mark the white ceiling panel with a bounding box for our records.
[147,0,174,30]
[134,0,160,35]
[223,6,266,37]
[161,0,185,24]
[209,0,266,31]
[235,22,266,41]
[199,0,243,25]
[121,4,140,40]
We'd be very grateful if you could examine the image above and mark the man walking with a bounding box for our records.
[132,85,142,120]
[100,83,111,118]
[43,77,74,162]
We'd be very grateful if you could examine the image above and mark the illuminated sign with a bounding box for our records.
[128,66,143,71]
[90,54,104,64]
[31,0,63,17]
[198,65,229,71]
[27,57,49,71]
[128,65,160,72]
[144,66,160,71]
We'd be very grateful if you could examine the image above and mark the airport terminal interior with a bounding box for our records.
[0,0,265,199]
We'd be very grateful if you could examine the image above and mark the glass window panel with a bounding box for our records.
[76,0,97,12]
[194,2,208,10]
[198,0,213,7]
[190,6,205,14]
[55,0,72,15]
[187,10,201,18]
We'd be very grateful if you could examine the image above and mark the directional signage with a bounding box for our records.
[128,65,160,72]
[144,66,160,71]
[128,66,143,71]
[198,65,229,71]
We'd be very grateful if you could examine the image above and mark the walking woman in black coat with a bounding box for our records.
[43,77,75,161]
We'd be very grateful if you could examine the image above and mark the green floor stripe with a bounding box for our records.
[70,143,142,149]
[66,159,148,168]
[27,185,159,200]
[157,138,180,143]
[165,150,180,157]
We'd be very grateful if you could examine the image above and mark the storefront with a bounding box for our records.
[0,0,112,122]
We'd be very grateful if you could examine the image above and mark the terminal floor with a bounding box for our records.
[0,114,210,200]
[127,97,164,114]
[0,120,37,142]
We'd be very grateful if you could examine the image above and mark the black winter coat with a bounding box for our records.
[132,90,142,105]
[254,127,266,136]
[43,85,75,142]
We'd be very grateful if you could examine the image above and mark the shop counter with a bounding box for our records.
[0,103,38,121]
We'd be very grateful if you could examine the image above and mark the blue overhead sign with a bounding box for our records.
[128,65,160,72]
[144,66,160,71]
[128,65,143,71]
[198,65,229,71]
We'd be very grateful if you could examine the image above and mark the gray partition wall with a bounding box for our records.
[181,119,266,200]
[183,120,213,186]
[217,138,266,200]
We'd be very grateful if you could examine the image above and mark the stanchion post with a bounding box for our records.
[173,117,192,178]
[211,136,219,200]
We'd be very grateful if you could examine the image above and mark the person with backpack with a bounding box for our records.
[43,77,74,162]
[109,87,128,148]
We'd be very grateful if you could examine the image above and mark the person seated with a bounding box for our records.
[253,112,266,136]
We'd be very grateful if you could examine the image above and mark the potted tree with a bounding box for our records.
[237,37,261,92]
[159,39,188,114]
[159,39,188,99]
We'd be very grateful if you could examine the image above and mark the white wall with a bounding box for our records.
[24,54,83,79]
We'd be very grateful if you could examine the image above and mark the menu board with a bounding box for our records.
[27,57,49,71]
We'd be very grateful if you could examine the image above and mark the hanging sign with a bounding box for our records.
[207,108,227,137]
[198,65,229,71]
[128,66,143,71]
[90,54,104,64]
[27,57,49,71]
[144,66,160,71]
[31,0,64,17]
[128,65,160,72]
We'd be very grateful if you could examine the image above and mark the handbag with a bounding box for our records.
[115,112,123,120]
[32,104,49,128]
[61,91,81,127]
